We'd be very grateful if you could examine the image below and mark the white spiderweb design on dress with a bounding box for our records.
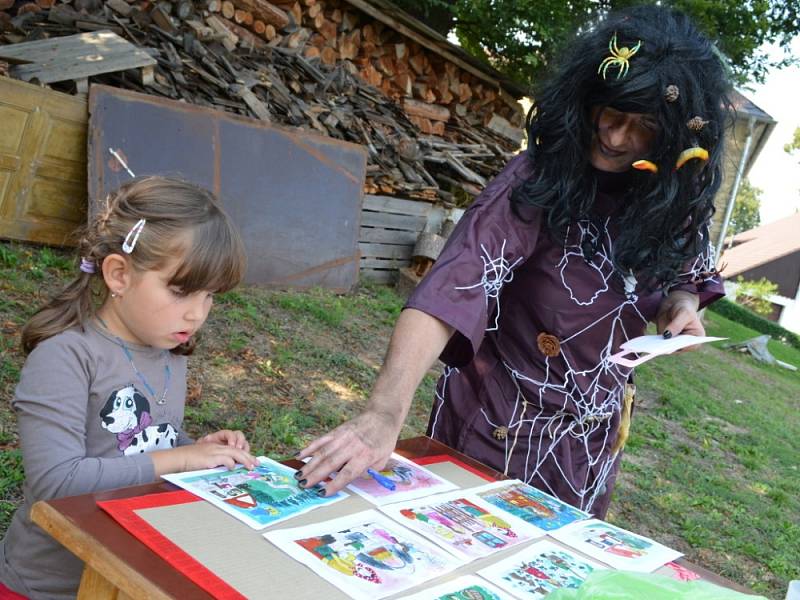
[436,219,653,513]
[454,239,524,331]
[677,237,719,286]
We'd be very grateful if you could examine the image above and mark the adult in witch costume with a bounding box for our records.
[298,5,730,517]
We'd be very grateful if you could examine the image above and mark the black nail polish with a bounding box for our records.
[663,330,673,339]
[298,479,307,487]
[315,488,327,497]
[293,471,303,480]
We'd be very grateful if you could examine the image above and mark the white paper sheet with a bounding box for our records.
[161,456,347,529]
[609,334,726,367]
[263,509,462,600]
[549,518,683,572]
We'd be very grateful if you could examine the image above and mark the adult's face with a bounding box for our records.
[589,106,658,173]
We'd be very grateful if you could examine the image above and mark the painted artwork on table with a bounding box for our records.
[399,575,516,600]
[550,519,683,572]
[472,480,590,531]
[161,456,347,529]
[263,510,461,600]
[380,489,543,561]
[478,539,606,599]
[345,452,457,505]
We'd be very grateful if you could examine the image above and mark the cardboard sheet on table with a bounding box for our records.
[127,460,695,599]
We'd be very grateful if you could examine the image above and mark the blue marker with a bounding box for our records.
[367,468,396,491]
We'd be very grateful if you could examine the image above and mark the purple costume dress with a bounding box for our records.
[406,154,723,517]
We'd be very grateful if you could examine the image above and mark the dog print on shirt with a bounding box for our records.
[99,385,178,455]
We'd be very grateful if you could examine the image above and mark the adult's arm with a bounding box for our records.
[296,308,453,494]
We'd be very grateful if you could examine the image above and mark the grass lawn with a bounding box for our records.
[1,240,798,598]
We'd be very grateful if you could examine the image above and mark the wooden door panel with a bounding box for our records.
[0,76,87,246]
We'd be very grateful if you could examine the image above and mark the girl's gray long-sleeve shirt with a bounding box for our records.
[0,323,192,599]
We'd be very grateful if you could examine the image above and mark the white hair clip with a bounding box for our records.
[122,219,146,254]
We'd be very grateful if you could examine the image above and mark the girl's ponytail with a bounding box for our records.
[21,267,96,354]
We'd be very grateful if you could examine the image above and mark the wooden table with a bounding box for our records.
[31,436,752,599]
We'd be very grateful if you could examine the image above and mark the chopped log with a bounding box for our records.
[340,10,358,31]
[320,45,337,66]
[231,0,290,30]
[304,45,320,59]
[185,19,215,40]
[285,26,310,48]
[217,15,267,49]
[16,3,42,15]
[221,0,235,19]
[252,18,266,34]
[264,23,276,39]
[402,98,449,122]
[289,2,302,28]
[233,9,253,26]
[395,71,413,97]
[207,0,221,12]
[205,14,239,51]
[176,2,194,20]
[394,42,407,61]
[35,0,56,7]
[330,8,342,24]
[338,29,359,60]
[409,53,425,76]
[308,2,322,18]
[317,17,336,41]
[362,23,376,43]
[375,55,395,77]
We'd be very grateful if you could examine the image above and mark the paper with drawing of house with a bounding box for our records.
[161,456,347,529]
[345,452,457,505]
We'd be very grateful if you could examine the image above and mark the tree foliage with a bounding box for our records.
[734,276,779,316]
[785,126,800,155]
[729,179,762,235]
[392,0,799,88]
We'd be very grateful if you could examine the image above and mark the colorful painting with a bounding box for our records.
[472,480,590,531]
[263,510,461,600]
[550,519,682,572]
[380,489,543,561]
[161,456,347,529]
[478,540,606,599]
[345,452,457,505]
[399,575,516,600]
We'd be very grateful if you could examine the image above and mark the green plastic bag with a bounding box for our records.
[546,570,768,600]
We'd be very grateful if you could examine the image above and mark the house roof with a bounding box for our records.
[721,212,800,276]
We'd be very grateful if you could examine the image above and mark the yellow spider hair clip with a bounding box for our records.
[598,33,642,80]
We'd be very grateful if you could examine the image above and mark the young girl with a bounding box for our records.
[0,177,258,599]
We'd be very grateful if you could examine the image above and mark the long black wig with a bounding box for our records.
[510,5,732,291]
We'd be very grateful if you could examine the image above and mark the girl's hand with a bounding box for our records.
[153,442,258,476]
[198,429,251,452]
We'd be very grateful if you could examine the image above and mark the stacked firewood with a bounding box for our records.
[0,0,524,203]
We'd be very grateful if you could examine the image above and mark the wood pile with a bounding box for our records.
[0,0,524,204]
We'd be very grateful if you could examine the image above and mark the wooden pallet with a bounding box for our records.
[0,30,155,92]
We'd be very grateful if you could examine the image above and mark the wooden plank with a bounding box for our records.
[30,502,172,599]
[358,226,417,244]
[359,242,413,259]
[359,257,412,269]
[360,210,426,231]
[363,193,431,216]
[0,31,156,85]
[359,268,397,283]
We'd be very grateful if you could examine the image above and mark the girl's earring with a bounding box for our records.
[111,292,120,298]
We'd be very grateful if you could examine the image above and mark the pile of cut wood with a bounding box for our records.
[0,0,525,203]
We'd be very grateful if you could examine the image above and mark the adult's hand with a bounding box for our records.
[296,409,400,495]
[295,308,454,496]
[655,290,703,351]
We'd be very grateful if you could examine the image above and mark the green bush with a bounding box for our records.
[708,299,800,350]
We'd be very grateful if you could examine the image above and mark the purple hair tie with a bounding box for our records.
[79,258,96,274]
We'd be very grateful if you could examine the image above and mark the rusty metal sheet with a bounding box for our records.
[88,85,366,291]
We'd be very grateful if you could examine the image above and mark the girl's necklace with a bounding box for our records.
[95,316,172,406]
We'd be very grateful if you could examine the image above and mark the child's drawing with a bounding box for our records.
[550,519,682,572]
[263,510,461,600]
[472,480,590,531]
[161,456,347,529]
[478,540,606,599]
[380,489,543,561]
[345,452,457,505]
[398,575,516,600]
